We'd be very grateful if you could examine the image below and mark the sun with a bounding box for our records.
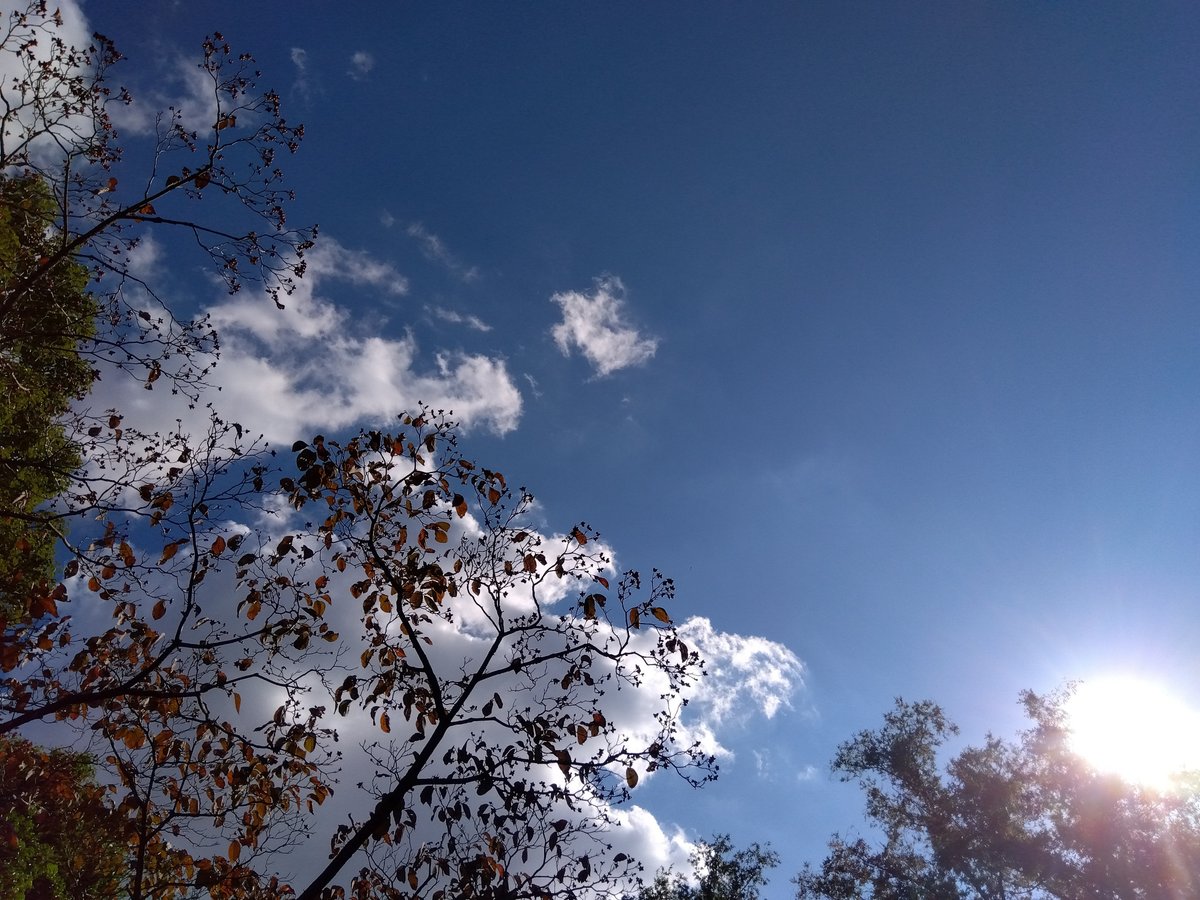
[1064,676,1200,791]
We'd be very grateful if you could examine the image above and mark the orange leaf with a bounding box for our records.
[488,487,501,505]
[152,599,166,620]
[380,712,391,734]
[571,527,587,545]
[629,608,640,629]
[211,535,226,556]
[233,692,242,713]
[651,607,671,624]
[228,841,240,862]
[160,541,182,564]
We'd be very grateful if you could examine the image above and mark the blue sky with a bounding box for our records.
[75,1,1200,893]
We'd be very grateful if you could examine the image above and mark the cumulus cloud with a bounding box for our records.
[679,616,807,725]
[348,50,375,80]
[406,222,480,283]
[97,237,520,444]
[551,276,659,377]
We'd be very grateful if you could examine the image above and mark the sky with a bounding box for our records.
[56,1,1200,894]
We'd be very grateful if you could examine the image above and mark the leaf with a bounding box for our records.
[165,174,181,188]
[152,599,166,620]
[211,535,226,556]
[138,203,155,215]
[228,841,240,862]
[629,608,640,629]
[488,487,501,505]
[625,767,638,788]
[233,693,242,713]
[380,713,391,733]
[194,169,211,190]
[571,527,588,545]
[159,541,184,564]
[453,493,468,517]
[651,606,671,624]
[215,114,237,130]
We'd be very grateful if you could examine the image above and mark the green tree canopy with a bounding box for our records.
[0,174,95,622]
[794,691,1200,899]
[0,736,128,899]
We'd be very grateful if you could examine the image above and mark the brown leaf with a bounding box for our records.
[571,527,588,545]
[651,606,671,624]
[152,599,166,620]
[211,535,226,556]
[625,767,638,788]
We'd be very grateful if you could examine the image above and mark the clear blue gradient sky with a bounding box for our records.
[82,2,1200,893]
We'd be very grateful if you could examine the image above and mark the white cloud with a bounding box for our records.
[429,305,492,332]
[406,222,480,283]
[290,47,312,100]
[379,209,396,228]
[96,236,520,445]
[551,276,659,377]
[348,51,375,80]
[679,616,807,725]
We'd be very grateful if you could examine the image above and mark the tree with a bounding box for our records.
[0,174,95,620]
[793,691,1200,900]
[634,835,779,900]
[0,736,128,899]
[0,6,716,898]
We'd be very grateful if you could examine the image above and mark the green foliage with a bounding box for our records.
[635,835,779,900]
[0,736,127,899]
[794,691,1200,899]
[0,174,95,622]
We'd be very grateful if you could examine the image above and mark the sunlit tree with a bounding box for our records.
[794,691,1200,899]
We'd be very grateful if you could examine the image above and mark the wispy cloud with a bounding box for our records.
[406,222,480,283]
[550,276,658,377]
[428,306,492,332]
[291,47,312,100]
[348,51,375,80]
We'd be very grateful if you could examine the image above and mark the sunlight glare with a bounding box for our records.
[1065,677,1200,791]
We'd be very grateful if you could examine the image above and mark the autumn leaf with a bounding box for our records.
[626,767,639,788]
[651,606,671,624]
[152,599,166,620]
[571,527,588,545]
